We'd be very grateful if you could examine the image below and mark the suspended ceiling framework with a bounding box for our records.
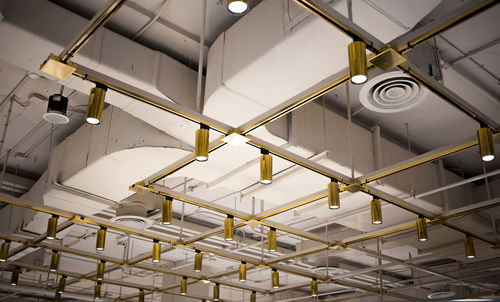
[0,0,499,301]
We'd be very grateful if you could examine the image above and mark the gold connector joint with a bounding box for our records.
[39,54,77,80]
[72,215,89,225]
[341,183,365,193]
[368,46,407,72]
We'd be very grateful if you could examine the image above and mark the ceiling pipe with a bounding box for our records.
[0,281,107,301]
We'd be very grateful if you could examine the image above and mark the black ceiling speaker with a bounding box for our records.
[43,94,69,124]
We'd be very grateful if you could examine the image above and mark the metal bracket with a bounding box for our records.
[368,46,407,71]
[39,54,77,80]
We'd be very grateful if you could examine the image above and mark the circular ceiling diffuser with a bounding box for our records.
[359,71,428,113]
[111,202,154,229]
[427,291,455,299]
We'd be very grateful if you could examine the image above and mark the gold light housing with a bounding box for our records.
[213,283,220,301]
[227,0,248,14]
[477,126,495,162]
[268,227,277,252]
[96,226,106,251]
[180,276,188,295]
[46,215,58,240]
[311,278,318,297]
[96,260,106,281]
[55,293,61,302]
[86,84,107,125]
[416,216,428,242]
[250,291,256,302]
[271,268,279,289]
[152,240,161,263]
[195,124,210,161]
[194,250,203,272]
[260,149,272,184]
[465,234,476,259]
[239,261,246,282]
[224,215,234,241]
[161,197,173,225]
[94,281,102,300]
[328,179,340,209]
[139,289,145,302]
[371,198,383,224]
[50,250,60,272]
[57,275,67,294]
[0,240,10,262]
[11,267,19,286]
[348,40,368,84]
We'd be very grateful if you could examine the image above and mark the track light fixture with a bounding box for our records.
[96,260,106,281]
[328,179,340,209]
[195,124,210,161]
[227,0,248,14]
[11,267,19,286]
[46,215,58,240]
[139,289,145,302]
[464,234,476,259]
[152,240,161,263]
[213,283,220,301]
[224,215,234,241]
[250,291,256,302]
[0,240,10,262]
[268,227,277,252]
[370,198,382,224]
[311,278,318,297]
[86,83,107,125]
[94,281,102,300]
[416,215,428,242]
[477,125,495,162]
[348,40,368,84]
[96,226,107,251]
[57,275,67,294]
[260,149,272,184]
[161,197,173,225]
[194,250,203,272]
[239,261,246,282]
[180,276,188,295]
[50,250,60,272]
[271,268,279,289]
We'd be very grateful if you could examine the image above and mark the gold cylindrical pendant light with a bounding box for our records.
[195,124,210,162]
[311,278,318,297]
[224,215,234,241]
[96,226,106,251]
[213,283,220,301]
[416,216,428,242]
[86,84,107,125]
[268,227,277,252]
[348,40,367,84]
[46,215,58,240]
[271,268,279,289]
[96,260,106,281]
[371,198,383,225]
[0,240,10,262]
[10,267,19,286]
[227,0,248,14]
[94,281,102,300]
[161,197,173,225]
[239,261,246,282]
[138,289,145,302]
[180,276,188,295]
[260,149,272,185]
[477,126,495,162]
[328,179,340,209]
[464,234,476,259]
[54,293,61,302]
[152,240,161,263]
[194,250,203,272]
[57,275,67,293]
[250,291,256,302]
[50,250,60,272]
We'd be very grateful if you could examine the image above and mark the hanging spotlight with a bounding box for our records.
[370,198,383,225]
[161,197,173,225]
[227,0,248,14]
[416,215,428,242]
[348,40,367,84]
[54,293,61,302]
[260,149,272,184]
[250,291,256,302]
[85,83,107,125]
[239,261,246,282]
[311,278,318,297]
[96,260,106,281]
[57,275,67,294]
[0,240,10,262]
[43,93,70,124]
[96,226,107,251]
[46,215,59,240]
[213,283,220,301]
[195,124,210,162]
[138,289,145,302]
[271,268,279,289]
[10,267,19,286]
[152,240,161,263]
[180,276,188,295]
[50,250,60,272]
[94,281,102,300]
[268,227,277,252]
[194,250,203,272]
[328,179,340,209]
[477,125,495,162]
[224,215,234,241]
[464,234,476,259]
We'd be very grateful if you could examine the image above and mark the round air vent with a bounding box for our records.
[313,256,344,275]
[111,202,154,229]
[428,291,455,299]
[359,71,428,113]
